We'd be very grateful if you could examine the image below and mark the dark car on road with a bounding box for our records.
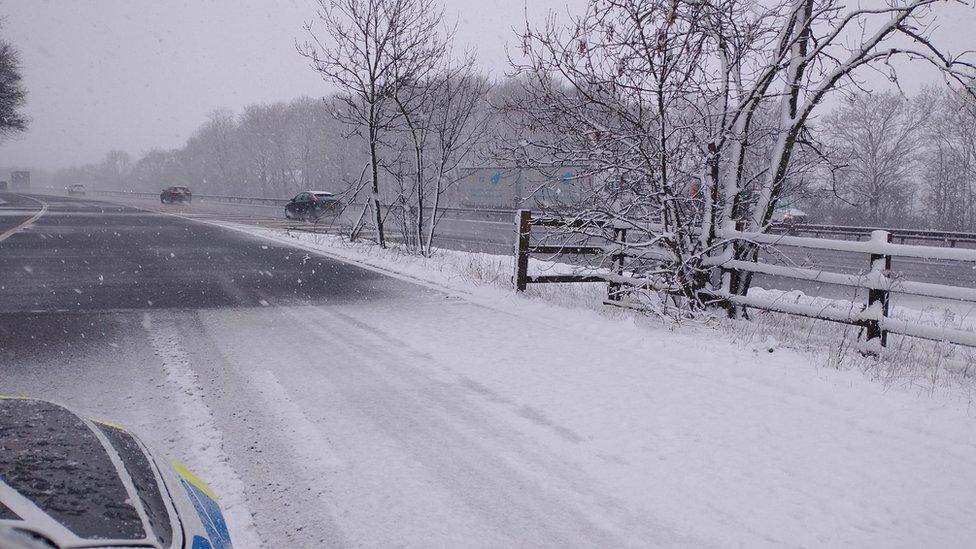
[161,186,192,204]
[285,191,339,221]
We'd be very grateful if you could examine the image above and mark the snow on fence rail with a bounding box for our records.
[770,222,976,247]
[713,225,976,348]
[513,210,976,349]
[513,210,653,300]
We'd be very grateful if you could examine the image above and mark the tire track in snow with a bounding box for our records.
[141,311,263,548]
[272,305,682,547]
[245,369,347,546]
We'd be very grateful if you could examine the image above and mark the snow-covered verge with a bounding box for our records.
[747,287,976,334]
[185,220,976,547]
[211,220,976,393]
[740,288,976,388]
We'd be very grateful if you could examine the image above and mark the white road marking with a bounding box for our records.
[0,195,48,242]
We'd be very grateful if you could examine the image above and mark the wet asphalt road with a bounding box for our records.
[0,193,412,313]
[0,192,437,364]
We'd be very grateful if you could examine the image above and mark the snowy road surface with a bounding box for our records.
[2,193,976,547]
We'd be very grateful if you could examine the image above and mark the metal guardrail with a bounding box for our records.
[342,202,516,221]
[197,194,289,206]
[35,188,976,347]
[77,190,519,215]
[86,189,157,199]
[80,189,290,207]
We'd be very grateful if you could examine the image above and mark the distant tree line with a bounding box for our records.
[49,96,369,199]
[48,82,975,237]
[800,87,976,231]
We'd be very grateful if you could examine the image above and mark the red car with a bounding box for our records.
[160,186,192,204]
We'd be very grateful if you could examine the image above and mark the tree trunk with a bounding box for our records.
[414,143,426,256]
[369,133,386,248]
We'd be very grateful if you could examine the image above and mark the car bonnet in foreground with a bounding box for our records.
[0,397,232,549]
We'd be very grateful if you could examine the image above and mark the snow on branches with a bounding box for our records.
[507,0,976,307]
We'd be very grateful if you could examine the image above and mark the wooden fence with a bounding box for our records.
[513,210,976,348]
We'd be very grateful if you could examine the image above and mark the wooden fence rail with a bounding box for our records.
[513,210,976,349]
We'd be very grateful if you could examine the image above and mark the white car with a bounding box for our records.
[0,396,233,549]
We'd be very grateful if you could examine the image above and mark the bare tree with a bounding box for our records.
[824,92,930,225]
[422,71,490,254]
[182,109,243,194]
[0,38,27,140]
[62,94,369,200]
[203,109,239,193]
[130,148,184,192]
[237,103,297,197]
[512,0,976,310]
[288,97,361,192]
[299,0,447,248]
[921,85,976,229]
[392,54,490,255]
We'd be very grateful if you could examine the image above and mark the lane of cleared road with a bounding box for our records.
[0,193,422,313]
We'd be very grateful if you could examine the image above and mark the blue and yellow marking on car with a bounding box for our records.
[174,461,232,549]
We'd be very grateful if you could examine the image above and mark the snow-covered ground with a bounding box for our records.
[7,214,976,547]
[178,220,976,547]
[742,287,976,381]
[229,220,976,385]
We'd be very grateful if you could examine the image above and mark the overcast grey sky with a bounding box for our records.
[0,0,973,171]
[0,0,587,170]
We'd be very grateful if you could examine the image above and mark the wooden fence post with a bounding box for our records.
[608,226,627,301]
[514,209,531,292]
[866,230,892,347]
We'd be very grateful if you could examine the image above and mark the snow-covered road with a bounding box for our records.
[3,195,976,547]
